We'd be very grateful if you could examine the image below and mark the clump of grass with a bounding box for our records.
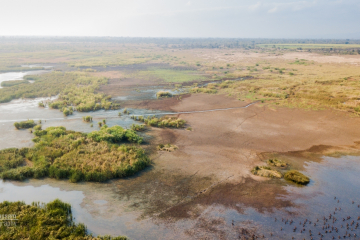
[0,126,149,182]
[131,115,186,128]
[284,170,310,185]
[14,120,36,130]
[98,122,102,127]
[83,115,93,122]
[130,124,145,132]
[267,158,287,167]
[38,101,45,108]
[0,199,128,240]
[123,108,129,114]
[251,166,282,178]
[63,107,73,116]
[186,127,192,131]
[191,87,217,94]
[157,144,178,152]
[156,91,172,98]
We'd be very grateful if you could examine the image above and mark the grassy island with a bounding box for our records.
[0,125,149,182]
[284,170,310,185]
[131,115,186,128]
[0,199,127,240]
[14,120,37,129]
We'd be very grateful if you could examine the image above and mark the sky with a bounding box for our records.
[0,0,359,39]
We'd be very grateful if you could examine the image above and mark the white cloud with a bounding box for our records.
[186,1,191,6]
[268,7,278,13]
[249,2,261,11]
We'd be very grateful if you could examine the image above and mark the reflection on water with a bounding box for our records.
[0,156,358,239]
[230,156,360,239]
[0,69,51,88]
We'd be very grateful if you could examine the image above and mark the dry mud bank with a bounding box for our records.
[143,93,360,180]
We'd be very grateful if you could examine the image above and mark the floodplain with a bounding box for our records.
[0,38,360,239]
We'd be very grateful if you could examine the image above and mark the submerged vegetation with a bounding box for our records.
[0,199,127,240]
[0,126,149,182]
[284,170,310,185]
[251,166,282,178]
[131,115,186,128]
[14,120,36,129]
[83,115,93,122]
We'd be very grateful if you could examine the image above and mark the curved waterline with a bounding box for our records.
[0,101,258,123]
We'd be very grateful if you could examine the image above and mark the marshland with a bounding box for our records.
[0,37,360,240]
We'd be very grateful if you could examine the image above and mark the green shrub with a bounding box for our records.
[130,124,145,131]
[284,170,310,185]
[63,107,73,116]
[83,116,93,122]
[38,101,45,107]
[133,115,186,128]
[14,120,36,129]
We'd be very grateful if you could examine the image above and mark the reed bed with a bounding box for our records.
[131,115,186,128]
[0,199,128,240]
[14,120,36,129]
[0,126,149,182]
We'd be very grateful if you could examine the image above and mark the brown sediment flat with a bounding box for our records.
[161,178,292,220]
[146,93,360,184]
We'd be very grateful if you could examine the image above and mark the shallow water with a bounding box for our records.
[0,69,51,88]
[0,97,168,150]
[0,156,359,239]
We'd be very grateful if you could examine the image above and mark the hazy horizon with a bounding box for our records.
[1,0,359,39]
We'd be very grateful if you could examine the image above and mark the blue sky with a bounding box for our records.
[0,0,359,38]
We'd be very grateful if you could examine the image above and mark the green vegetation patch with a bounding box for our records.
[0,199,127,240]
[83,115,93,122]
[284,170,310,185]
[156,91,172,98]
[14,120,36,130]
[0,72,120,113]
[1,80,29,87]
[0,126,149,182]
[130,124,145,132]
[131,115,186,128]
[48,74,120,112]
[267,158,287,167]
[251,166,282,178]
